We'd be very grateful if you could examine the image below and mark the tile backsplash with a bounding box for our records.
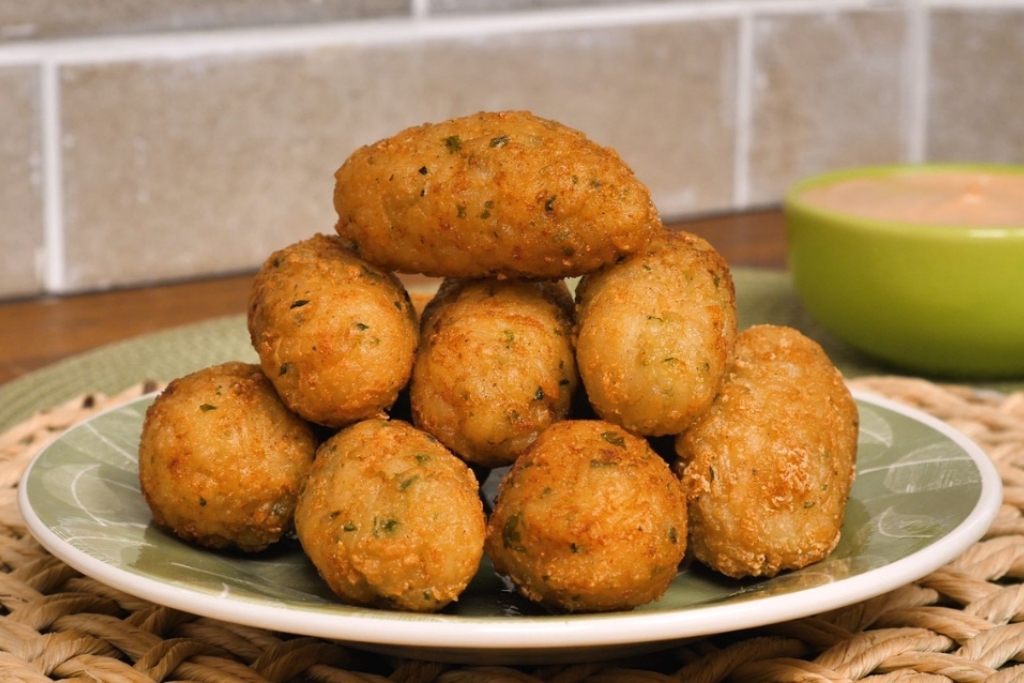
[1,0,1022,299]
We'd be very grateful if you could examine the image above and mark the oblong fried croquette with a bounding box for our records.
[333,110,661,279]
[574,230,738,436]
[485,420,688,613]
[247,234,419,428]
[294,419,486,612]
[410,277,579,469]
[674,325,859,579]
[138,362,317,553]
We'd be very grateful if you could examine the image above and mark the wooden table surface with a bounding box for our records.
[0,210,787,388]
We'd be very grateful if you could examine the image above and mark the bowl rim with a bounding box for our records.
[784,163,1024,238]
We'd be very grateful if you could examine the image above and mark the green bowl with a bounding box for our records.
[784,164,1024,379]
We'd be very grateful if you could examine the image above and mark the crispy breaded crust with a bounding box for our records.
[138,362,317,553]
[333,110,660,279]
[247,234,419,428]
[294,419,486,612]
[485,420,687,612]
[675,325,859,579]
[411,277,578,468]
[575,230,738,436]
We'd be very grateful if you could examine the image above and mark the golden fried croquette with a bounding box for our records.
[574,230,738,436]
[333,110,661,279]
[138,362,317,553]
[675,325,859,579]
[410,278,579,469]
[294,419,486,612]
[247,234,419,428]
[485,420,687,612]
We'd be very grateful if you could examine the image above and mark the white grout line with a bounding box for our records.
[905,0,930,163]
[732,11,754,210]
[39,60,66,293]
[925,0,1024,6]
[0,0,893,66]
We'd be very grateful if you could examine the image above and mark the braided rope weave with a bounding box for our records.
[2,377,1024,682]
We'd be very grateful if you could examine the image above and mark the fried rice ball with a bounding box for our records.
[574,230,738,436]
[674,324,859,579]
[138,362,317,553]
[248,234,419,428]
[410,277,579,469]
[485,420,688,613]
[333,110,661,279]
[294,419,486,612]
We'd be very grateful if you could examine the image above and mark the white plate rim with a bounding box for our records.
[17,388,1002,654]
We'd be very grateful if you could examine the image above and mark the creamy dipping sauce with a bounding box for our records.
[798,171,1024,227]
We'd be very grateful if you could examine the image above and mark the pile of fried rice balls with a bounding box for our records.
[137,110,859,615]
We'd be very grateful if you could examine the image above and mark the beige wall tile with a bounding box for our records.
[0,65,44,300]
[60,18,737,290]
[748,9,910,205]
[0,0,409,41]
[927,8,1024,163]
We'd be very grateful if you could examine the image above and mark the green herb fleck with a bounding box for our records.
[601,431,626,448]
[414,453,430,464]
[278,363,290,377]
[443,135,462,153]
[502,513,525,552]
[373,517,400,536]
[290,299,309,309]
[199,497,207,507]
[360,265,384,280]
[457,204,467,218]
[354,322,369,331]
[545,195,556,212]
[570,543,579,554]
[418,166,428,175]
[489,135,509,147]
[343,521,357,532]
[534,387,545,401]
[399,476,419,491]
[669,527,678,544]
[199,403,217,412]
[803,501,816,509]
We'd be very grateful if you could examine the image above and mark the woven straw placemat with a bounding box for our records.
[2,378,1024,681]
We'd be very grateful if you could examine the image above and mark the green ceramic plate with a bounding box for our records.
[18,390,1000,665]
